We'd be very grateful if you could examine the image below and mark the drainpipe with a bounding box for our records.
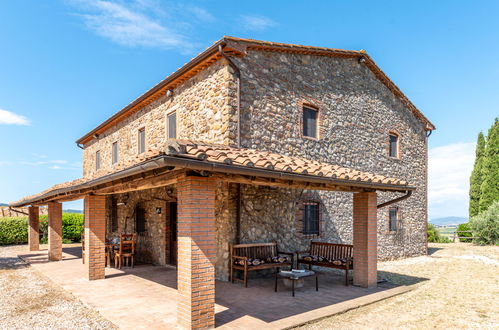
[219,45,243,244]
[377,190,412,209]
[218,44,241,148]
[76,143,84,149]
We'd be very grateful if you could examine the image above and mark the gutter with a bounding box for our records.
[377,190,412,209]
[11,155,415,207]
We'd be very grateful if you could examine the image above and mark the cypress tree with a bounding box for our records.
[479,118,499,213]
[469,132,486,217]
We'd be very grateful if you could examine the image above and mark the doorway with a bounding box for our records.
[168,202,177,266]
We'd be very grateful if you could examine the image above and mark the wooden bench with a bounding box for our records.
[297,241,353,286]
[230,242,294,287]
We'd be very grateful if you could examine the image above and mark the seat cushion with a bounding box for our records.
[267,255,291,264]
[330,258,350,266]
[234,258,266,266]
[300,255,327,263]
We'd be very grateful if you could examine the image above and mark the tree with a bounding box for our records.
[470,200,499,245]
[469,132,486,217]
[479,118,499,213]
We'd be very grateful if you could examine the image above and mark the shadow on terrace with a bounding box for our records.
[17,244,427,329]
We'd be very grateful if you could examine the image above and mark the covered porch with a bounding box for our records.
[12,141,415,329]
[18,245,412,329]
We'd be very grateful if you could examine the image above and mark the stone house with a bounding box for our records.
[12,37,434,329]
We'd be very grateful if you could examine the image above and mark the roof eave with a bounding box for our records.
[10,155,415,207]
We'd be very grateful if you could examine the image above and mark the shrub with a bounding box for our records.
[0,213,84,245]
[457,223,473,242]
[470,200,499,245]
[0,217,28,244]
[427,223,451,243]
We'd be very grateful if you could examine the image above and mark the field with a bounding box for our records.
[436,227,457,239]
[299,243,499,329]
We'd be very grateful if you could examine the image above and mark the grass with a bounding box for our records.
[298,243,499,329]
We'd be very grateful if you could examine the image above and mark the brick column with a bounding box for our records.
[47,202,62,261]
[353,192,378,288]
[177,176,216,330]
[28,206,40,251]
[84,195,106,280]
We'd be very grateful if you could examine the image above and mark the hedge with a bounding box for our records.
[0,213,84,245]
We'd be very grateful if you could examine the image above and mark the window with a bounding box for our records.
[389,207,398,232]
[112,141,118,164]
[95,150,101,170]
[135,206,146,233]
[389,133,399,158]
[167,112,177,139]
[138,128,145,154]
[303,202,320,235]
[303,106,318,138]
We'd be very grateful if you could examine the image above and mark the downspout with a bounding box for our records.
[76,143,84,149]
[377,190,412,209]
[219,44,243,244]
[218,44,241,148]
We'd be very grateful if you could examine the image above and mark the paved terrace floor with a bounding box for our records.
[17,245,414,329]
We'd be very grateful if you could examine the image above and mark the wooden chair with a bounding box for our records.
[81,232,85,264]
[114,233,137,269]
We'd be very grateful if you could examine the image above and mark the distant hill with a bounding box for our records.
[64,209,83,214]
[1,203,82,214]
[430,216,468,226]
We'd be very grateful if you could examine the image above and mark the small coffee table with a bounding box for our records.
[275,270,318,297]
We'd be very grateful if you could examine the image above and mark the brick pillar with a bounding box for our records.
[28,206,40,251]
[48,202,62,261]
[353,192,378,288]
[177,176,216,330]
[84,195,106,280]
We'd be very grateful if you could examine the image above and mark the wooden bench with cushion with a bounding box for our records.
[297,241,353,286]
[230,242,294,287]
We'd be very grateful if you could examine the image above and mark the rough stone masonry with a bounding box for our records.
[83,47,428,281]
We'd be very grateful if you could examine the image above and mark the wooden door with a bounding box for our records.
[169,202,178,266]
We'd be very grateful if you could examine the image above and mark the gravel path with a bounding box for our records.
[298,243,499,329]
[0,245,116,330]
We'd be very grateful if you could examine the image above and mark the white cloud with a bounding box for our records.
[20,159,70,166]
[0,109,30,125]
[240,14,277,32]
[68,0,193,49]
[428,142,476,219]
[187,6,215,23]
[0,161,10,166]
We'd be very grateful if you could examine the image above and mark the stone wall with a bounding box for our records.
[230,50,428,261]
[89,47,429,280]
[106,182,235,277]
[82,59,236,178]
[107,186,176,266]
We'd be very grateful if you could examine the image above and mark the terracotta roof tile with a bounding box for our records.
[11,140,410,206]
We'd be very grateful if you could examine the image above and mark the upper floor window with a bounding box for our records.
[303,106,318,139]
[389,207,398,232]
[95,150,101,170]
[389,133,399,158]
[303,202,320,235]
[167,112,177,139]
[138,128,145,154]
[112,141,118,164]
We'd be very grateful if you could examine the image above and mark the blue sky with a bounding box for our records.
[0,0,497,218]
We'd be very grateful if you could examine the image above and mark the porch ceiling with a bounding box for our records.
[10,140,414,207]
